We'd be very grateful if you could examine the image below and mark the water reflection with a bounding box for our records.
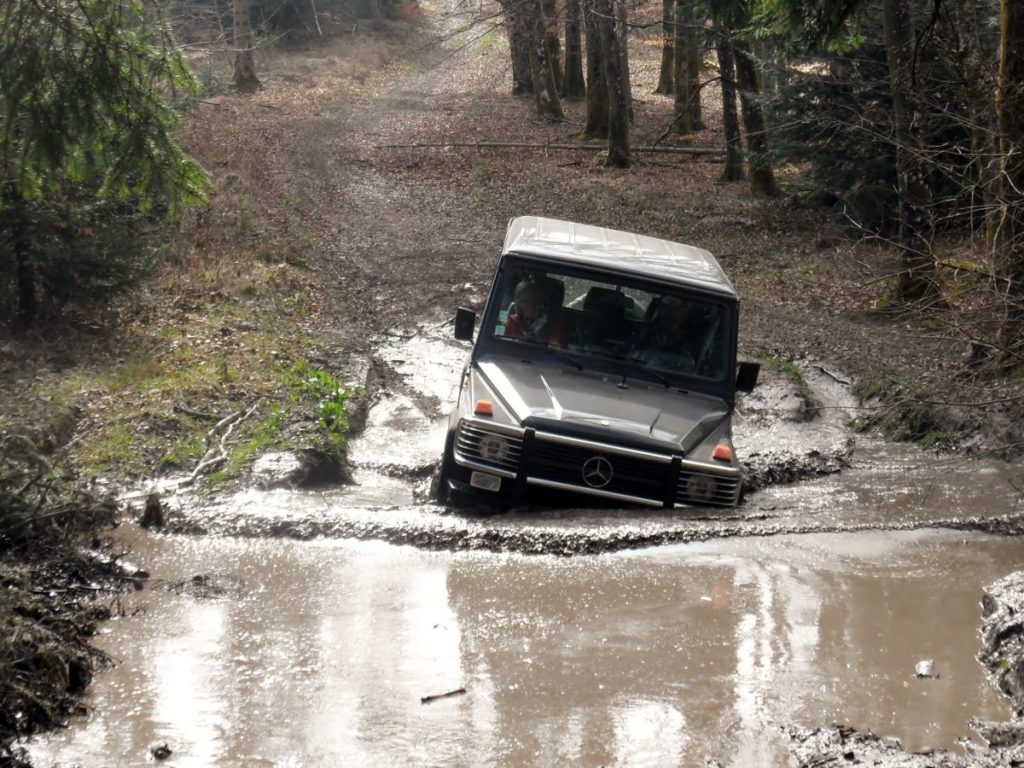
[28,531,1024,767]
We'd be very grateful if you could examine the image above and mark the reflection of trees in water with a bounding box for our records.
[443,556,747,765]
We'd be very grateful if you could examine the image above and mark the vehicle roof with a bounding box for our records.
[502,216,737,298]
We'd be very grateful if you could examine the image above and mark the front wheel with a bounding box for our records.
[432,434,456,505]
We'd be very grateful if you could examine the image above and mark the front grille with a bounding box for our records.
[675,467,740,508]
[455,422,523,471]
[530,439,670,501]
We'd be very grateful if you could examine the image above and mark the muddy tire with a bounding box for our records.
[433,434,456,505]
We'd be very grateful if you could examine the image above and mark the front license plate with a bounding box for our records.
[470,471,501,492]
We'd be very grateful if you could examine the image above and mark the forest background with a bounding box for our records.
[2,0,1024,760]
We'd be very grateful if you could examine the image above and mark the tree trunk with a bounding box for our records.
[614,0,633,122]
[733,38,777,196]
[543,0,564,94]
[685,7,704,129]
[946,0,998,249]
[597,0,631,166]
[996,0,1024,361]
[505,0,534,95]
[882,0,940,303]
[654,0,674,95]
[529,0,565,119]
[583,0,609,138]
[672,0,693,135]
[12,215,36,327]
[563,0,586,98]
[232,0,259,92]
[714,18,743,182]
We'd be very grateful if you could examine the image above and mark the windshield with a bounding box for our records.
[489,262,733,383]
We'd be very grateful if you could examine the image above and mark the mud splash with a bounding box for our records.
[144,326,1022,556]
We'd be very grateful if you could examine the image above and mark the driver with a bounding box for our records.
[504,278,568,346]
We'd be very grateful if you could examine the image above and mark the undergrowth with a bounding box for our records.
[0,435,122,764]
[851,373,955,449]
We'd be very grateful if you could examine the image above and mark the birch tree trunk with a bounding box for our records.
[529,0,564,119]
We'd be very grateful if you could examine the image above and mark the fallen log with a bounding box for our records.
[373,140,727,156]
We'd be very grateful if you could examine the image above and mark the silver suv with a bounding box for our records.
[438,216,759,509]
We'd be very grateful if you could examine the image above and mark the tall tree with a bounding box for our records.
[233,0,260,91]
[655,0,675,95]
[503,0,534,95]
[615,0,634,121]
[996,0,1024,361]
[543,0,565,93]
[882,0,940,302]
[583,0,609,138]
[685,7,705,128]
[596,0,632,165]
[0,0,208,324]
[529,0,565,119]
[672,0,697,134]
[733,36,778,195]
[713,18,745,181]
[564,0,586,98]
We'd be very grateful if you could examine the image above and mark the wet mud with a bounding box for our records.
[28,324,1024,767]
[146,324,1022,558]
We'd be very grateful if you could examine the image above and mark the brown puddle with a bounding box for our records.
[28,527,1024,767]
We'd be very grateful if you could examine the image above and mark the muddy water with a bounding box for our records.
[29,328,1024,767]
[29,528,1024,767]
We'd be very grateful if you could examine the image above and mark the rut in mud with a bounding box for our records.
[148,326,1023,557]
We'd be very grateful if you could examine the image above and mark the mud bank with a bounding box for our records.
[789,571,1024,767]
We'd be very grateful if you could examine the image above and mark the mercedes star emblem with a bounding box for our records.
[581,456,613,488]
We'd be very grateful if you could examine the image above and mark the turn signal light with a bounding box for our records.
[474,399,494,416]
[712,443,733,462]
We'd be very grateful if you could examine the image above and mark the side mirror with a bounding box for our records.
[454,307,476,341]
[736,361,760,392]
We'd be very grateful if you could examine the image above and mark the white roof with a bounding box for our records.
[502,216,737,298]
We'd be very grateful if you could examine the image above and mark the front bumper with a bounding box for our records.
[450,418,741,508]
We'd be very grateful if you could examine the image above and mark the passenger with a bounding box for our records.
[504,278,568,346]
[642,295,696,371]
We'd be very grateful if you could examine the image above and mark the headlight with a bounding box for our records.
[479,434,510,463]
[687,474,717,503]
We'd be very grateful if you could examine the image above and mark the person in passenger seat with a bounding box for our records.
[504,277,568,346]
[642,295,697,371]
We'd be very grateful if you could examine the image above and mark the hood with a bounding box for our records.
[475,358,730,454]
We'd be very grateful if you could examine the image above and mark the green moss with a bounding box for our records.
[851,371,955,448]
[78,422,137,474]
[919,430,956,450]
[763,355,821,417]
[158,434,206,471]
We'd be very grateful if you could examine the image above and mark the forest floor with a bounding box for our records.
[2,5,1024,762]
[3,3,1023,487]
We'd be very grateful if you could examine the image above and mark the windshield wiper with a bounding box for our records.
[507,337,583,371]
[543,347,584,371]
[613,354,671,389]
